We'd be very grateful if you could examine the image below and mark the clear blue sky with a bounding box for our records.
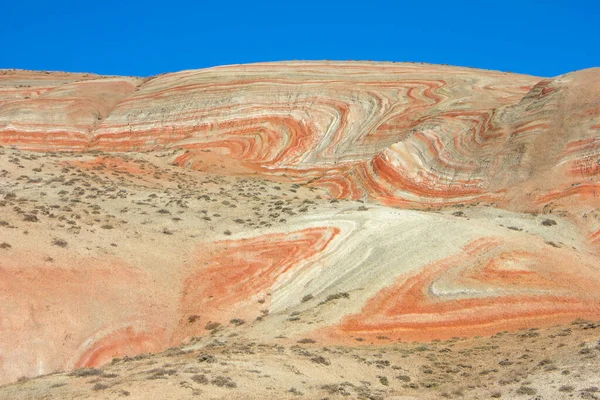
[2,0,598,77]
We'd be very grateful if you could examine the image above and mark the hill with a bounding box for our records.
[1,62,599,398]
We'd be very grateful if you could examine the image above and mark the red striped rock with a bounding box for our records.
[92,62,538,204]
[0,70,105,106]
[173,227,339,343]
[0,71,141,151]
[1,62,600,385]
[322,236,600,342]
[2,63,599,213]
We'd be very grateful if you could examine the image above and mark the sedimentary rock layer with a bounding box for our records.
[3,63,599,211]
[1,62,600,385]
[0,70,141,150]
[92,62,540,208]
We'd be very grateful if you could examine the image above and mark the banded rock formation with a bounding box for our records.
[0,62,599,386]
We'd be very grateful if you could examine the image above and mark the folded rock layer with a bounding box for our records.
[0,62,599,385]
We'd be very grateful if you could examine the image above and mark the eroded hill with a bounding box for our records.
[1,62,599,398]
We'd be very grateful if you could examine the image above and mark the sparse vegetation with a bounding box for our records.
[301,294,313,302]
[205,322,220,331]
[147,368,177,380]
[0,146,598,400]
[297,338,316,344]
[92,383,109,391]
[198,354,216,363]
[22,214,39,222]
[320,292,350,305]
[190,374,209,384]
[68,368,103,377]
[310,355,331,365]
[51,238,68,248]
[211,375,236,388]
[516,386,536,395]
[559,385,574,392]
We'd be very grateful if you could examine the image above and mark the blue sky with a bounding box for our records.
[1,0,598,77]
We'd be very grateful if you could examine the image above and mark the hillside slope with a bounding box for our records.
[0,62,599,396]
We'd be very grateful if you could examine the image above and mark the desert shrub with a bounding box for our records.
[321,384,350,396]
[582,387,600,393]
[310,355,331,365]
[191,374,208,384]
[205,321,220,331]
[51,238,68,247]
[92,383,109,391]
[301,294,314,303]
[198,354,216,363]
[211,375,236,388]
[69,368,103,377]
[516,386,536,395]
[23,214,38,222]
[147,368,176,380]
[558,385,574,392]
[320,292,350,304]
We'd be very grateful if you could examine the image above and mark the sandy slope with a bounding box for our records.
[1,321,599,399]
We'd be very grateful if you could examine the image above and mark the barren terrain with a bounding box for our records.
[1,62,599,398]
